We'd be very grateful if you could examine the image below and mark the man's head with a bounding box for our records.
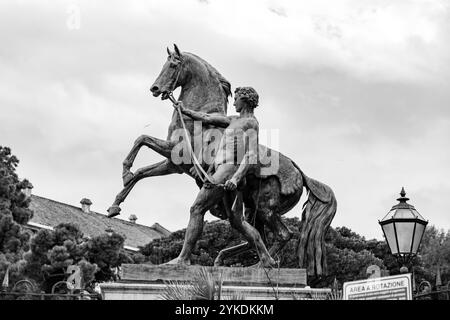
[234,87,259,112]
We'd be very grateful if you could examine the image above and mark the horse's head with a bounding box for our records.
[151,44,231,112]
[150,44,184,100]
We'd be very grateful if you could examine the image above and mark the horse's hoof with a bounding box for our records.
[122,171,134,187]
[107,205,121,218]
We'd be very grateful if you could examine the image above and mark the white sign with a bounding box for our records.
[343,274,412,300]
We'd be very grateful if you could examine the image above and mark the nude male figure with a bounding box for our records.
[169,87,276,267]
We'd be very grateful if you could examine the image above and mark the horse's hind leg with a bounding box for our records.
[262,210,293,259]
[123,135,175,186]
[213,210,264,266]
[108,159,181,217]
[251,177,292,261]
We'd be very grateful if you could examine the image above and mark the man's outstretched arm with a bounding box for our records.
[175,101,230,128]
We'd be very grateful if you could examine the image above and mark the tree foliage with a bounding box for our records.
[3,146,449,293]
[23,223,133,291]
[23,223,94,292]
[0,146,137,293]
[414,225,450,286]
[86,232,133,282]
[309,226,385,287]
[141,216,450,289]
[140,217,386,287]
[140,220,250,266]
[0,146,33,285]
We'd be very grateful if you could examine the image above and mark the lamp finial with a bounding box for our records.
[397,187,409,203]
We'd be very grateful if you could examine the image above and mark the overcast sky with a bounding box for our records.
[1,0,449,240]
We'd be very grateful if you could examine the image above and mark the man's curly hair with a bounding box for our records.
[235,87,259,108]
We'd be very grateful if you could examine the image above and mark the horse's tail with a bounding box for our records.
[293,164,337,277]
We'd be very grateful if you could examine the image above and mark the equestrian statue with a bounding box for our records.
[107,44,337,277]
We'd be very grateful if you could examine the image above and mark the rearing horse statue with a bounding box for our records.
[108,45,230,208]
[108,45,337,276]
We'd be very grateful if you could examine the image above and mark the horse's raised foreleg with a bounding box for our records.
[108,159,182,217]
[122,134,176,186]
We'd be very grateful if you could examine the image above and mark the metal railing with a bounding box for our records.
[0,291,100,300]
[1,279,101,300]
[413,280,450,300]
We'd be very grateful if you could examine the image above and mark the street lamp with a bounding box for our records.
[379,187,428,273]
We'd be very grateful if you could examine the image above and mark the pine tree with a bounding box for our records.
[23,222,133,291]
[86,232,133,282]
[23,223,97,292]
[0,146,33,287]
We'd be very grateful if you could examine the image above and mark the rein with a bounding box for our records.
[168,93,215,185]
[165,57,215,185]
[167,93,252,216]
[165,59,251,217]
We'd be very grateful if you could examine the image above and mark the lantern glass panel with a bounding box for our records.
[394,221,415,254]
[395,208,414,219]
[382,222,398,254]
[411,223,426,254]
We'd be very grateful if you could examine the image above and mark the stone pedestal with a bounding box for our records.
[100,264,330,300]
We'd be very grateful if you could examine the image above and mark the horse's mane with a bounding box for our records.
[185,52,232,110]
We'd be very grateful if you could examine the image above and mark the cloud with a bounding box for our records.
[1,0,449,239]
[152,0,450,85]
[269,6,288,17]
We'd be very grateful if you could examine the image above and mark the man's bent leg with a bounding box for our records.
[169,164,237,264]
[175,186,224,263]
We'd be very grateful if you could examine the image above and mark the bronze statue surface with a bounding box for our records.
[108,45,337,277]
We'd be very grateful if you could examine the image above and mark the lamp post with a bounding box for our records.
[379,187,428,273]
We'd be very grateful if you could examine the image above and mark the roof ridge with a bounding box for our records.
[151,222,172,234]
[31,194,86,213]
[31,194,161,231]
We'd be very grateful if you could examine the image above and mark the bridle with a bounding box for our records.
[168,56,184,97]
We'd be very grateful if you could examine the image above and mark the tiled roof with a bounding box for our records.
[28,195,170,249]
